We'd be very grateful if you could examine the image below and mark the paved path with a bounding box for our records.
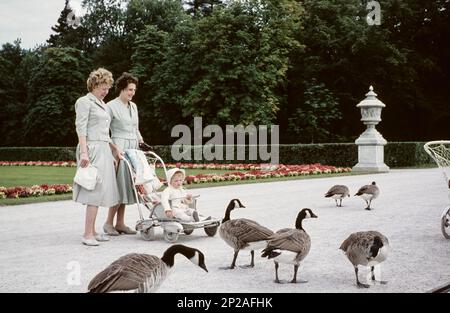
[1,168,449,293]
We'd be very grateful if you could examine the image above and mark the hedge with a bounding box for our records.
[0,142,433,168]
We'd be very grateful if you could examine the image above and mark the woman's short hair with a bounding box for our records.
[115,72,138,93]
[86,68,114,92]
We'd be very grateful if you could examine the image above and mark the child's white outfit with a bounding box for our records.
[161,168,196,222]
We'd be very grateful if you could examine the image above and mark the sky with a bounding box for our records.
[0,0,85,49]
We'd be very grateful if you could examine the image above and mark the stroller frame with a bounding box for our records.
[424,140,450,239]
[121,151,221,243]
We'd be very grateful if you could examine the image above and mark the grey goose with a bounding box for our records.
[261,208,317,284]
[355,181,380,210]
[340,231,390,288]
[324,185,350,207]
[87,244,207,293]
[219,199,274,269]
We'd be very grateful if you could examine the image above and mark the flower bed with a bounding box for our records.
[0,162,351,199]
[182,164,351,184]
[0,161,76,167]
[0,184,72,199]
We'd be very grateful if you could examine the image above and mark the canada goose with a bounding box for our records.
[339,231,390,288]
[355,182,380,210]
[325,185,350,207]
[219,199,274,269]
[261,208,317,283]
[87,244,207,293]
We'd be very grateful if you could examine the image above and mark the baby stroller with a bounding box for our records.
[424,141,450,239]
[121,150,221,243]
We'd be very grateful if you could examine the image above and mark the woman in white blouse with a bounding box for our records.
[73,68,121,246]
[103,72,145,235]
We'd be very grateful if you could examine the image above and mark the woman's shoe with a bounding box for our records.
[103,223,119,236]
[95,233,110,242]
[115,225,137,235]
[82,237,99,246]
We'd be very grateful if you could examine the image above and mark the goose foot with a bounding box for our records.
[291,279,308,284]
[373,280,388,285]
[239,264,254,269]
[365,207,372,211]
[274,279,289,284]
[219,266,235,270]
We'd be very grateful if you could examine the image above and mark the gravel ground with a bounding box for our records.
[0,168,449,293]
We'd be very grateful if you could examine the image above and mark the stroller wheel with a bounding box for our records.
[441,207,450,239]
[204,225,218,237]
[140,227,155,241]
[164,230,179,243]
[184,228,194,235]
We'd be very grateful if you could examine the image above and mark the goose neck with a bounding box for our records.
[222,203,234,223]
[295,216,304,231]
[161,246,182,267]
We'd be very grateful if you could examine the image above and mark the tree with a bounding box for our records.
[150,0,304,136]
[81,0,127,47]
[284,0,416,142]
[0,40,33,146]
[23,48,91,146]
[184,0,223,16]
[47,0,91,51]
[288,80,342,143]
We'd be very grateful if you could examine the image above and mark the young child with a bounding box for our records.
[161,168,199,222]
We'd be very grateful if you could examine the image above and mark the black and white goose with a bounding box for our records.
[87,244,208,293]
[339,231,390,288]
[325,185,350,207]
[219,199,274,269]
[261,208,317,283]
[355,181,380,210]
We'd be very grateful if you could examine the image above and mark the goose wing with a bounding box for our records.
[355,185,370,196]
[325,185,348,196]
[88,253,162,293]
[355,184,379,196]
[339,231,389,264]
[267,229,310,253]
[221,218,273,243]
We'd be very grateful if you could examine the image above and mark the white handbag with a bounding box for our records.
[74,165,102,190]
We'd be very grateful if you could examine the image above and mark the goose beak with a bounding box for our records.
[311,213,318,218]
[200,263,208,272]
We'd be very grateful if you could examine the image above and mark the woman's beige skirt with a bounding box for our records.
[113,138,139,204]
[73,141,119,207]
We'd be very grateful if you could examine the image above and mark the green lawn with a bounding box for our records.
[0,166,234,187]
[0,165,365,206]
[0,166,77,187]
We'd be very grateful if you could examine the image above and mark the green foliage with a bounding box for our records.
[23,48,91,146]
[47,0,92,51]
[1,0,450,147]
[288,80,342,143]
[184,0,223,16]
[0,41,30,146]
[0,147,76,161]
[148,0,304,138]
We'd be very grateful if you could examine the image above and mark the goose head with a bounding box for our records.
[189,249,208,273]
[295,208,318,230]
[369,236,384,259]
[161,244,208,272]
[222,199,246,223]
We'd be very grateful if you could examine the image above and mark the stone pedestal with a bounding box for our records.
[352,86,390,173]
[353,126,389,172]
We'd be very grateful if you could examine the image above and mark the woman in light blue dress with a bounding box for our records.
[73,68,121,246]
[103,73,145,235]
